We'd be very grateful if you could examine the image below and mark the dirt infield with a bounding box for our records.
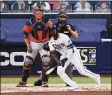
[1,84,111,95]
[1,91,111,95]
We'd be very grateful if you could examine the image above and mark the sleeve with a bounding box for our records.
[64,36,74,49]
[22,20,32,46]
[22,20,32,33]
[43,17,52,27]
[64,36,74,59]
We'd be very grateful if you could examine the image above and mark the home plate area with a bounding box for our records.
[1,84,111,93]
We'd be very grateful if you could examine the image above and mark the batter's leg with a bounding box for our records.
[70,49,100,85]
[65,63,73,86]
[57,59,78,89]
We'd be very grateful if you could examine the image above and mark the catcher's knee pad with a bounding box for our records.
[41,54,50,66]
[24,56,33,68]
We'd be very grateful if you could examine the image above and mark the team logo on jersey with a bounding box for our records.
[52,43,65,50]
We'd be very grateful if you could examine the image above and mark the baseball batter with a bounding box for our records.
[48,25,101,89]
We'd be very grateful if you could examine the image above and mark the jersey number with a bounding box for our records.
[53,44,62,50]
[53,43,64,50]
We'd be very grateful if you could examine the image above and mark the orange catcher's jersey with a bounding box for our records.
[23,16,52,43]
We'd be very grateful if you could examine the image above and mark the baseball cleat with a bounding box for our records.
[96,74,101,86]
[17,81,27,87]
[34,80,42,86]
[63,87,78,91]
[41,82,48,87]
[66,84,71,87]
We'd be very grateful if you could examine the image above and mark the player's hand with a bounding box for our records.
[58,58,68,67]
[27,46,32,53]
[43,42,50,51]
[66,25,72,32]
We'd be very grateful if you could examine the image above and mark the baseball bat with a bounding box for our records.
[45,66,57,75]
[45,57,71,75]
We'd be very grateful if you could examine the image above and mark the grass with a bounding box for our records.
[0,76,111,84]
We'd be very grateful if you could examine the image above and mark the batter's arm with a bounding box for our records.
[65,36,75,59]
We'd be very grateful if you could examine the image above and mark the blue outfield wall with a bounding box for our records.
[1,18,107,42]
[0,14,111,75]
[0,42,111,75]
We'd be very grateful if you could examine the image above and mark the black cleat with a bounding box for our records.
[66,84,71,87]
[34,80,42,86]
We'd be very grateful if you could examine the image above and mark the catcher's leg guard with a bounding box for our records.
[41,68,49,88]
[22,56,33,82]
[41,66,49,82]
[34,66,49,87]
[17,56,33,87]
[21,66,31,82]
[40,54,50,87]
[34,51,60,87]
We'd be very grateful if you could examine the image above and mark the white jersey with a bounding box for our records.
[49,33,76,57]
[49,33,100,89]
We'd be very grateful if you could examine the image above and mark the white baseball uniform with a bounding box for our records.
[49,33,100,89]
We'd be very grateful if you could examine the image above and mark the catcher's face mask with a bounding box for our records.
[33,3,44,20]
[58,13,67,23]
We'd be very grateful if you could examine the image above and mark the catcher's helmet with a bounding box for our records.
[33,2,44,12]
[33,2,44,20]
